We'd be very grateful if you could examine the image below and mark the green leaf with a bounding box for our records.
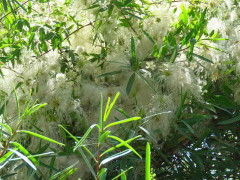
[99,131,111,142]
[2,0,8,11]
[10,141,39,167]
[99,94,103,131]
[137,72,156,93]
[130,37,137,68]
[8,149,37,171]
[59,125,79,142]
[103,97,111,122]
[181,120,198,136]
[78,147,96,178]
[170,46,178,63]
[112,167,133,180]
[126,73,135,95]
[139,126,158,144]
[102,135,142,159]
[13,0,27,12]
[145,142,151,180]
[18,130,65,146]
[22,103,47,119]
[99,168,107,180]
[199,43,226,53]
[74,124,98,151]
[0,150,14,168]
[124,0,133,5]
[104,117,141,129]
[192,53,213,63]
[143,30,154,44]
[100,149,132,166]
[0,123,12,135]
[104,92,120,122]
[49,161,79,180]
[218,115,240,125]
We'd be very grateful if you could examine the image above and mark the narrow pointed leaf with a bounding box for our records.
[74,124,98,151]
[49,161,79,180]
[130,37,136,67]
[112,167,133,180]
[10,141,39,167]
[104,92,120,121]
[145,142,151,180]
[102,135,142,159]
[99,168,107,180]
[105,117,141,129]
[18,130,65,146]
[0,123,12,135]
[99,131,111,142]
[78,147,96,178]
[59,125,79,142]
[100,149,132,166]
[192,53,213,63]
[218,115,240,125]
[99,93,103,130]
[126,73,135,95]
[8,149,36,171]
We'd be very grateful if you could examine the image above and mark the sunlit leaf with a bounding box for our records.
[18,130,65,146]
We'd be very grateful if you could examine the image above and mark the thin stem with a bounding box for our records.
[120,11,138,36]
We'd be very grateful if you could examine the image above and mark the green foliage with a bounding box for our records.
[0,92,65,178]
[0,0,239,179]
[60,92,142,179]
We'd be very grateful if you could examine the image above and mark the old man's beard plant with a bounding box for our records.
[0,0,239,179]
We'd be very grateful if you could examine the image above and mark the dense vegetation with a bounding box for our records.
[0,0,239,179]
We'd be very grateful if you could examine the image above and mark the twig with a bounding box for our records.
[121,11,138,36]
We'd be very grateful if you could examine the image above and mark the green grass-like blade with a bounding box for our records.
[112,167,133,180]
[102,135,142,159]
[130,37,137,67]
[59,125,79,142]
[23,103,47,119]
[11,141,39,167]
[126,73,135,95]
[49,161,78,180]
[78,147,96,178]
[104,92,120,121]
[0,123,12,135]
[143,30,154,44]
[74,124,98,151]
[103,97,111,121]
[100,149,132,166]
[99,168,107,180]
[8,149,37,171]
[18,130,65,146]
[59,125,97,162]
[137,72,156,93]
[218,115,240,125]
[145,142,151,180]
[0,150,14,168]
[99,131,111,142]
[104,117,141,129]
[99,94,103,130]
[192,53,213,63]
